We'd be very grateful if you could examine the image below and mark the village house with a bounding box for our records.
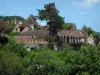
[14,30,49,51]
[14,15,36,32]
[0,19,96,51]
[14,15,48,33]
[14,25,94,51]
[13,16,97,51]
[54,25,88,50]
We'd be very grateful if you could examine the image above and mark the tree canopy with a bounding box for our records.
[82,25,98,39]
[38,3,65,36]
[1,41,100,75]
[0,16,25,21]
[62,23,75,30]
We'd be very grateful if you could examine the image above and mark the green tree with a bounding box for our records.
[38,3,65,49]
[0,16,25,22]
[82,25,94,35]
[82,25,98,40]
[0,49,24,75]
[38,3,65,39]
[3,40,27,58]
[61,43,74,51]
[62,23,75,30]
[0,21,7,34]
[79,45,100,75]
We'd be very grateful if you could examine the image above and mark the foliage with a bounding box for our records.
[0,21,7,33]
[0,36,8,45]
[62,43,74,51]
[0,16,25,21]
[22,44,100,75]
[62,23,75,30]
[0,49,24,75]
[38,3,65,37]
[5,21,15,34]
[1,39,100,75]
[10,31,20,36]
[38,3,65,49]
[92,31,98,39]
[2,40,27,58]
[82,25,92,35]
[97,43,100,50]
[0,16,25,34]
[0,20,14,34]
[82,25,98,40]
[79,44,100,75]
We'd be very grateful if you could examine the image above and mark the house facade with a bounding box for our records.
[14,15,36,33]
[14,30,49,51]
[14,15,49,33]
[14,28,89,51]
[14,24,97,51]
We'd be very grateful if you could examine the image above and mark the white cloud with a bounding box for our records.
[80,12,88,15]
[72,0,100,7]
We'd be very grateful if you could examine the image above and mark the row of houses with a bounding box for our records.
[13,14,48,33]
[14,23,97,51]
[0,15,98,51]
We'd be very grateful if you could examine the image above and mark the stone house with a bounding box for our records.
[14,15,48,33]
[14,28,89,51]
[14,15,36,33]
[14,24,97,50]
[14,30,49,51]
[53,29,88,50]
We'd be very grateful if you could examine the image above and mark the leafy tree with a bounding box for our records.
[0,21,7,34]
[5,21,15,34]
[62,23,75,30]
[82,25,98,40]
[0,36,8,45]
[0,49,24,75]
[23,48,65,75]
[0,16,25,21]
[79,45,100,75]
[38,3,65,40]
[1,41,100,75]
[3,40,27,58]
[82,25,92,35]
[0,16,25,34]
[97,43,100,50]
[38,3,65,49]
[62,43,74,51]
[92,31,98,39]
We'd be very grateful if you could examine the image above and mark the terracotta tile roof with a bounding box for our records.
[14,36,48,44]
[14,30,49,44]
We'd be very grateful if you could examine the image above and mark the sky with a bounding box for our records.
[0,0,100,31]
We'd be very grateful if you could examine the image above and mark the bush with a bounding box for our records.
[0,49,24,75]
[2,40,27,58]
[10,31,20,36]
